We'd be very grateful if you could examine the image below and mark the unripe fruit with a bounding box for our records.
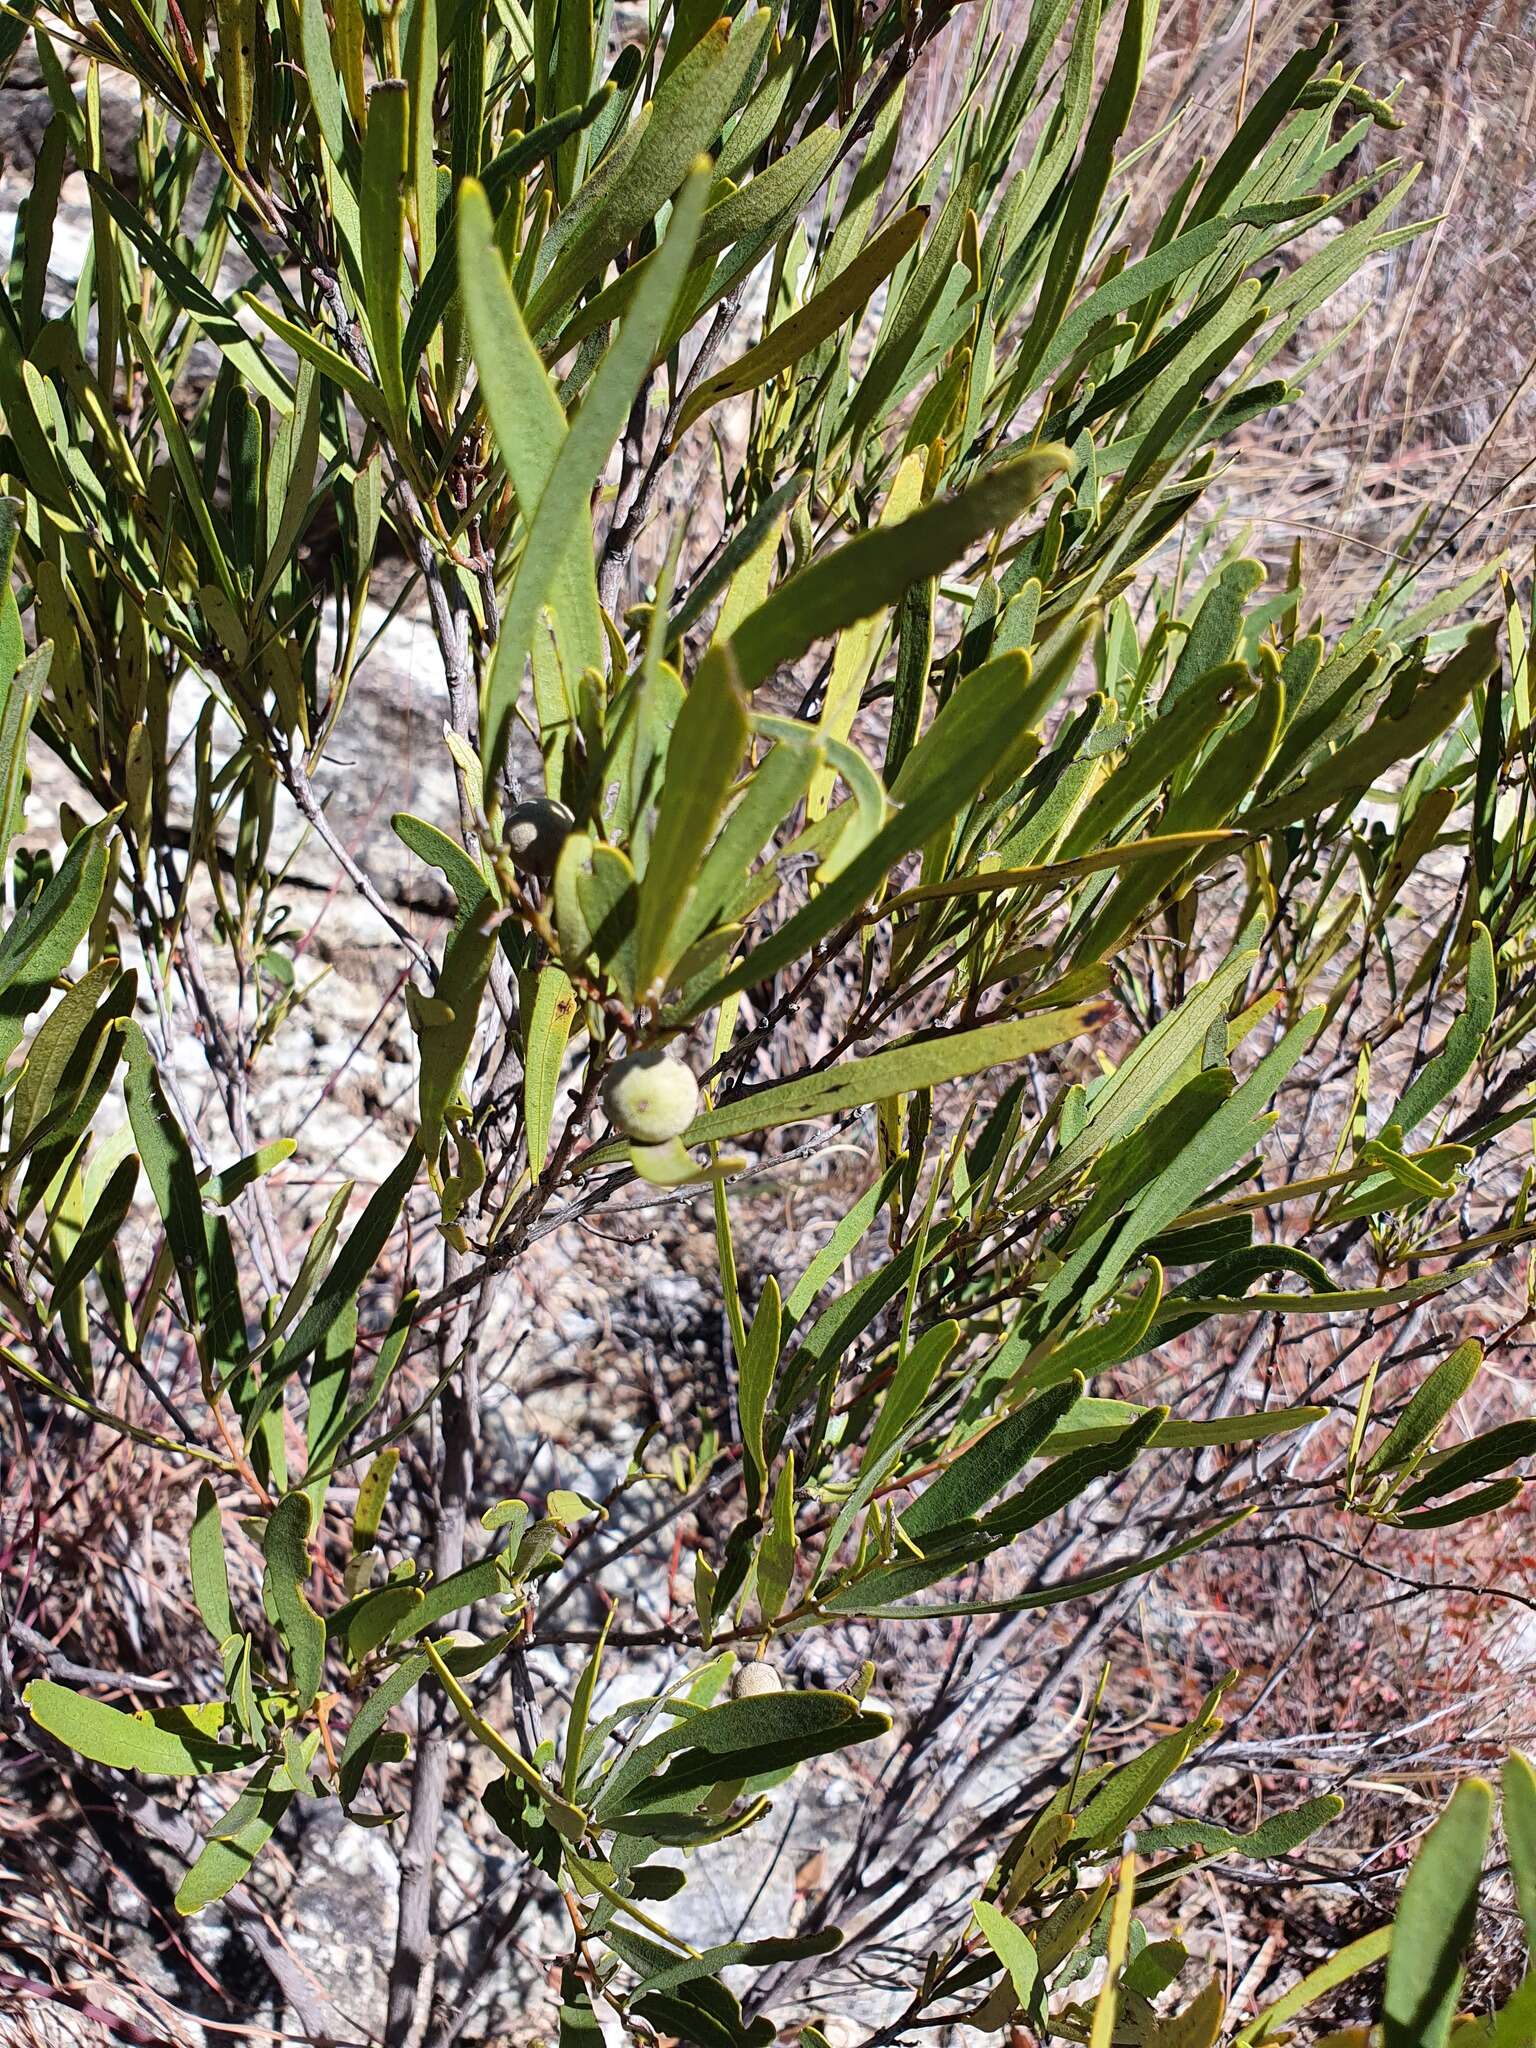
[729,1659,782,1699]
[506,797,575,878]
[601,1050,699,1144]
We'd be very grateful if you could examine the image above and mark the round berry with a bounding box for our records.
[601,1050,700,1144]
[506,797,575,878]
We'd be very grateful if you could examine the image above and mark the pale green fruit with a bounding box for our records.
[506,797,575,878]
[601,1050,700,1144]
[729,1658,782,1699]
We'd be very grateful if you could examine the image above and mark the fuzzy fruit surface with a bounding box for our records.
[730,1659,782,1699]
[601,1050,700,1143]
[506,798,575,877]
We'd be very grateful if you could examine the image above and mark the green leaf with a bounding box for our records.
[784,1160,903,1329]
[596,1690,890,1821]
[176,1765,293,1914]
[84,176,294,409]
[25,1679,256,1777]
[481,157,711,777]
[298,0,349,160]
[634,647,751,996]
[262,1493,327,1710]
[583,1008,1105,1166]
[901,1380,1084,1543]
[738,1276,781,1508]
[865,1321,959,1468]
[675,207,928,439]
[339,1652,427,1805]
[831,1504,1249,1620]
[190,1480,234,1646]
[354,1448,399,1551]
[1039,1399,1326,1457]
[1364,1339,1482,1478]
[1391,1478,1521,1529]
[1391,921,1495,1136]
[0,817,111,1022]
[1383,1777,1492,2048]
[630,1930,843,2001]
[0,637,47,869]
[562,1604,613,1801]
[243,296,389,423]
[416,906,496,1161]
[522,965,578,1175]
[203,1139,298,1207]
[700,652,1064,1008]
[47,1153,139,1301]
[524,11,772,334]
[123,1022,244,1372]
[8,955,120,1154]
[1248,625,1497,833]
[392,813,492,928]
[973,1899,1039,2009]
[1135,1791,1343,1861]
[271,1144,419,1381]
[1504,1753,1536,1951]
[388,1553,507,1642]
[726,452,1066,696]
[1233,1928,1393,2046]
[456,181,604,776]
[756,1451,797,1623]
[360,81,410,427]
[1073,1680,1232,1853]
[1396,1421,1536,1509]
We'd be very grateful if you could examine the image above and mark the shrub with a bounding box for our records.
[0,0,1532,2040]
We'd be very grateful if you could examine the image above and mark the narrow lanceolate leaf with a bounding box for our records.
[1363,1339,1481,1478]
[1390,921,1495,1136]
[522,965,578,1175]
[123,1022,244,1370]
[457,181,604,758]
[582,1007,1107,1165]
[416,905,496,1160]
[1233,1928,1393,2046]
[724,451,1067,694]
[866,1322,959,1467]
[674,208,929,440]
[901,1380,1084,1543]
[360,82,410,427]
[0,816,110,1009]
[973,1899,1038,2009]
[481,159,711,779]
[1503,1752,1536,1950]
[738,1275,781,1508]
[243,297,389,423]
[1136,1791,1343,1861]
[271,1144,419,1380]
[190,1480,234,1646]
[262,1493,327,1710]
[25,1679,257,1777]
[699,654,1064,1008]
[634,647,751,997]
[1247,623,1497,831]
[756,1451,797,1622]
[1382,1777,1492,2048]
[596,1689,890,1819]
[176,1765,293,1913]
[524,10,772,334]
